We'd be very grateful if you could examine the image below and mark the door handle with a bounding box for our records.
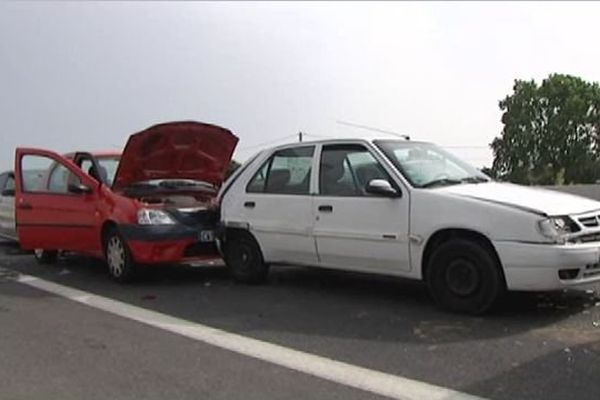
[18,203,33,210]
[318,205,333,213]
[244,201,256,209]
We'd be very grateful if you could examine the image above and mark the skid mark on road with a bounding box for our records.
[413,320,475,341]
[11,269,486,400]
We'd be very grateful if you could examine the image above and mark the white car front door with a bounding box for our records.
[313,144,411,274]
[225,145,318,265]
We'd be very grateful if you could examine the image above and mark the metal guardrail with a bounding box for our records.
[543,184,600,201]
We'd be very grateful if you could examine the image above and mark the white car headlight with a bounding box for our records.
[537,216,577,242]
[137,209,176,225]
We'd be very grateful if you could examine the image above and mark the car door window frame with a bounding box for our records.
[246,145,316,195]
[317,143,400,197]
[74,152,115,186]
[18,151,96,197]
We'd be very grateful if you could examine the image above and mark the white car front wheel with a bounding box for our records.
[426,238,505,314]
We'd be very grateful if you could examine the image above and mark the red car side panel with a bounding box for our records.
[15,148,102,253]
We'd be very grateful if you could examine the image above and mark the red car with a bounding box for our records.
[14,121,238,281]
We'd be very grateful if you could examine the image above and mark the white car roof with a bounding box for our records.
[263,137,431,152]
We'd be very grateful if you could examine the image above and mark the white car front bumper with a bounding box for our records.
[494,241,600,291]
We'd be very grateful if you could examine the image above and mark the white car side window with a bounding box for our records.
[320,144,392,196]
[246,146,315,195]
[4,175,15,191]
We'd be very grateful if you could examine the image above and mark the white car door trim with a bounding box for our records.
[251,225,313,237]
[313,229,407,242]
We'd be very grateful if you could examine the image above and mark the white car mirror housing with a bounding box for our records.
[365,179,401,198]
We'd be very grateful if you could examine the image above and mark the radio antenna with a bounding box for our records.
[336,120,410,140]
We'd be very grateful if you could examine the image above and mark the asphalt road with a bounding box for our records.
[1,240,599,400]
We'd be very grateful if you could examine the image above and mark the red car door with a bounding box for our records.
[14,148,101,255]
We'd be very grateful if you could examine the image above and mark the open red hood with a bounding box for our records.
[112,121,238,190]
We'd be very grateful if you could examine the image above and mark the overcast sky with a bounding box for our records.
[2,1,600,171]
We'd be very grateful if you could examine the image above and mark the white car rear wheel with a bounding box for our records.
[224,230,269,284]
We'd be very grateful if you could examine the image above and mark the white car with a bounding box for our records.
[219,138,600,313]
[0,171,17,241]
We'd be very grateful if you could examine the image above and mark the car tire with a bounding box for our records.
[33,249,58,264]
[426,238,504,315]
[223,230,269,284]
[104,228,137,283]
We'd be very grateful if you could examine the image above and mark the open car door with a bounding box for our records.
[14,148,101,254]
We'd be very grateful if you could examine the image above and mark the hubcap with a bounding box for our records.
[233,243,252,272]
[107,236,125,277]
[34,249,44,259]
[445,258,479,297]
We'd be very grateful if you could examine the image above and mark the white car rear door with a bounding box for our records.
[223,145,318,265]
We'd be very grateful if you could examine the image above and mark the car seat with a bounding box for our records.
[265,169,291,193]
[88,165,108,184]
[320,152,356,196]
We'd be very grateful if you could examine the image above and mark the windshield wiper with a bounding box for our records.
[128,182,157,189]
[460,176,489,183]
[159,180,192,189]
[420,178,462,188]
[158,180,216,190]
[421,176,489,188]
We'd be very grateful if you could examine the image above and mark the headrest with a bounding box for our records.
[88,164,109,184]
[321,151,346,182]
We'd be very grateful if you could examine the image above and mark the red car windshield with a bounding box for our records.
[81,156,120,186]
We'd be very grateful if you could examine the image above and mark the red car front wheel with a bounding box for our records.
[104,229,137,283]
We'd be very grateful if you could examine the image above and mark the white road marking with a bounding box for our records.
[14,271,485,400]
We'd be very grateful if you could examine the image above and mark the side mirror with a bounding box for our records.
[365,179,400,198]
[1,188,15,197]
[68,183,92,195]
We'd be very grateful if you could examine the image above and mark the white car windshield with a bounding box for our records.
[374,140,489,188]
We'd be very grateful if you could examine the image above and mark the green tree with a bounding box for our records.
[491,74,600,185]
